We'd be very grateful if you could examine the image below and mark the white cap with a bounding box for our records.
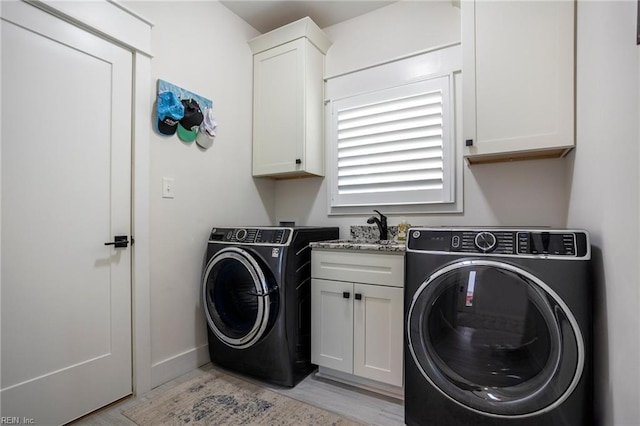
[196,107,217,149]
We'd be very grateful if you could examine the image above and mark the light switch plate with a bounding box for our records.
[162,177,174,199]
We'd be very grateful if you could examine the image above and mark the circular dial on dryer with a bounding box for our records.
[235,229,248,241]
[474,231,497,252]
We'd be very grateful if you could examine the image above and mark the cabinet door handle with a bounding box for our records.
[465,139,474,147]
[355,293,362,301]
[295,158,302,165]
[343,291,350,299]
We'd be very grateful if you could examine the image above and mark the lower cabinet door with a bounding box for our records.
[311,278,354,373]
[353,283,404,387]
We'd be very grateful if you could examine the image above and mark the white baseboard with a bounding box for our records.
[151,344,210,389]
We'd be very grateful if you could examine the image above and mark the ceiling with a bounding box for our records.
[219,1,397,33]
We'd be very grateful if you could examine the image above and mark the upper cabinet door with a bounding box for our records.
[462,0,575,164]
[252,38,306,176]
[250,17,331,178]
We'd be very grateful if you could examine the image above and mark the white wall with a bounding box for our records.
[324,0,461,77]
[275,1,569,236]
[123,1,275,387]
[568,1,640,424]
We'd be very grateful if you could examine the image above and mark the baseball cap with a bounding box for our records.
[177,99,204,142]
[156,92,184,135]
[196,107,218,149]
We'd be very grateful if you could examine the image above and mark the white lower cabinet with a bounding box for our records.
[311,279,354,373]
[311,250,404,396]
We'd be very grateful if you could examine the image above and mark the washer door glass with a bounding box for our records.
[407,259,584,418]
[203,247,278,349]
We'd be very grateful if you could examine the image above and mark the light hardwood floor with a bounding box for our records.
[71,363,405,426]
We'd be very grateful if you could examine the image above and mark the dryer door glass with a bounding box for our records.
[203,248,278,349]
[407,260,584,417]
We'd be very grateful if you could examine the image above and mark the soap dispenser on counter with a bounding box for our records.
[397,219,411,241]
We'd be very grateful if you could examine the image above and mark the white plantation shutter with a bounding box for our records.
[330,76,453,207]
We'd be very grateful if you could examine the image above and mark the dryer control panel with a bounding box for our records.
[407,228,590,259]
[209,227,292,245]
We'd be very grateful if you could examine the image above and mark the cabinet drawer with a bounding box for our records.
[311,250,404,287]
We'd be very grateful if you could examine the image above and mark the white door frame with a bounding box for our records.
[0,0,154,397]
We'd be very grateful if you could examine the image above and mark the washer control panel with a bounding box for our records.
[407,228,590,259]
[209,227,291,245]
[516,231,577,256]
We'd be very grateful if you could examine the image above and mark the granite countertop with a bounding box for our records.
[310,225,407,252]
[310,238,406,252]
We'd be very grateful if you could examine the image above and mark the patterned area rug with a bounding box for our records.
[123,369,363,425]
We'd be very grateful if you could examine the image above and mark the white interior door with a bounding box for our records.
[1,2,133,424]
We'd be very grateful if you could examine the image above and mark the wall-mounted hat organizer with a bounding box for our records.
[155,79,216,149]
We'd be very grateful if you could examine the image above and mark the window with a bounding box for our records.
[325,44,462,214]
[331,76,452,207]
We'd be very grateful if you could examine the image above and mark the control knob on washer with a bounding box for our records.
[474,231,497,252]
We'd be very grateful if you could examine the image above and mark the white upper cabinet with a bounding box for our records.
[462,0,575,164]
[249,17,331,178]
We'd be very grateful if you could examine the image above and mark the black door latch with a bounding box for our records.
[104,235,129,248]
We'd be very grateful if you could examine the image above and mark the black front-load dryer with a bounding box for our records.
[202,226,338,387]
[404,228,593,426]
